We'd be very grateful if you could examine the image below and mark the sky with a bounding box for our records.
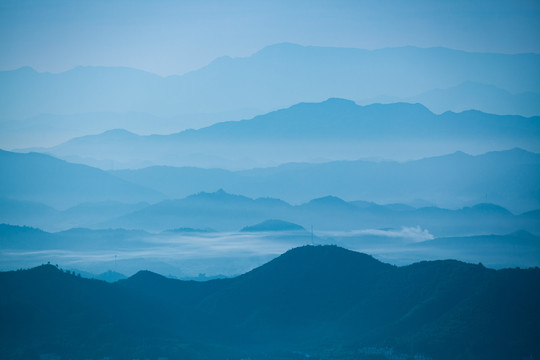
[1,0,539,76]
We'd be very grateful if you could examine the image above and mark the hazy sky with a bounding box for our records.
[1,0,539,76]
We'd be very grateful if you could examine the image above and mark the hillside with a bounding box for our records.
[1,246,539,360]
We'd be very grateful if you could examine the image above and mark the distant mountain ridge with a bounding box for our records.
[1,147,539,217]
[2,185,539,237]
[99,190,539,236]
[0,110,258,150]
[24,99,540,169]
[408,81,540,116]
[111,147,540,213]
[241,219,305,232]
[1,245,539,359]
[2,44,538,122]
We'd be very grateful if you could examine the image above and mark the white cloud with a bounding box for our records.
[318,226,434,242]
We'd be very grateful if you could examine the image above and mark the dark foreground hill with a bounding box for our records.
[1,246,539,360]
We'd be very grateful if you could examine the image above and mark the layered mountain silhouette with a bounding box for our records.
[1,147,538,231]
[96,190,539,236]
[2,188,539,239]
[111,148,540,213]
[1,246,539,360]
[21,99,540,169]
[1,44,539,122]
[2,40,539,360]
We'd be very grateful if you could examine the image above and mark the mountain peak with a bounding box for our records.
[364,101,433,116]
[322,97,358,106]
[291,97,358,108]
[245,245,391,280]
[305,195,353,208]
[186,189,251,202]
[241,219,305,232]
[451,150,470,157]
[2,247,539,359]
[126,269,167,284]
[99,128,139,137]
[27,263,64,277]
[464,203,512,215]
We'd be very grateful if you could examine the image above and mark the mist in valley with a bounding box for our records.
[1,1,540,359]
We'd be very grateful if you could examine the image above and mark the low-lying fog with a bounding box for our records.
[2,227,538,280]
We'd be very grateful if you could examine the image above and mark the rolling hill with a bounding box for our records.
[1,245,539,360]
